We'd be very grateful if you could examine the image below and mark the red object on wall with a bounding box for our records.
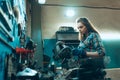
[15,48,33,54]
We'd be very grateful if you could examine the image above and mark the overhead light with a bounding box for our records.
[65,9,75,17]
[38,0,46,4]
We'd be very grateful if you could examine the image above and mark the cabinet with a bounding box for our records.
[56,31,80,47]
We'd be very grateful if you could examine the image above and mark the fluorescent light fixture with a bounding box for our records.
[65,9,75,17]
[38,0,46,4]
[100,32,120,40]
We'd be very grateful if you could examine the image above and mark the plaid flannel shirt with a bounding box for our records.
[78,32,105,56]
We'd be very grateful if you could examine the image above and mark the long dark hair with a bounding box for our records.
[76,17,99,40]
[77,17,98,33]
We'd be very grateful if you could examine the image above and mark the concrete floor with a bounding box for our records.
[105,68,120,80]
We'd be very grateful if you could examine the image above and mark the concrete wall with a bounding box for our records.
[41,0,120,39]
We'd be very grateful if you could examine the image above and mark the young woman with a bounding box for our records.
[72,17,105,58]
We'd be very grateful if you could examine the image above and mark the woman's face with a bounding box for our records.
[77,22,87,34]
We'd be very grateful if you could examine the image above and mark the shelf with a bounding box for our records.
[0,21,14,41]
[0,7,12,31]
[65,43,79,45]
[0,36,14,50]
[56,31,79,34]
[56,31,79,41]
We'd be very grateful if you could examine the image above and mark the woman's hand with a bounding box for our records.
[72,48,86,58]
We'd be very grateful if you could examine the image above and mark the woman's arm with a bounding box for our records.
[86,51,104,57]
[86,33,105,57]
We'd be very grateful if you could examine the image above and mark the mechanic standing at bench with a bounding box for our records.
[72,17,105,58]
[72,17,106,79]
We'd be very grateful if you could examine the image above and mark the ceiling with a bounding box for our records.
[45,0,120,8]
